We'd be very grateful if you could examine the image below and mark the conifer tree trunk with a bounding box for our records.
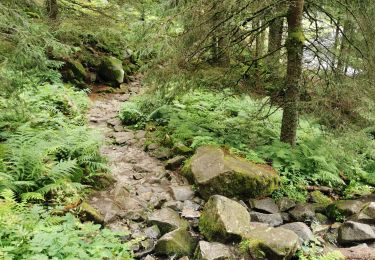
[46,0,58,20]
[268,18,284,58]
[211,3,230,66]
[280,0,304,147]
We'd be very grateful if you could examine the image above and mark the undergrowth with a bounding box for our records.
[120,89,375,201]
[0,190,133,260]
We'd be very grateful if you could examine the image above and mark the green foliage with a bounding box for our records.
[0,191,133,260]
[123,89,375,201]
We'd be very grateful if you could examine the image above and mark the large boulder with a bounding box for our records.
[182,146,279,199]
[338,221,375,245]
[242,227,299,260]
[98,56,124,85]
[154,228,198,257]
[199,195,251,242]
[194,241,236,260]
[148,207,189,234]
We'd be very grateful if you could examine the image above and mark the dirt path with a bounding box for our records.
[87,78,196,258]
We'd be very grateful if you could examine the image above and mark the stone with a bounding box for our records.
[148,207,189,234]
[154,228,198,257]
[62,59,87,83]
[362,202,375,219]
[79,202,104,224]
[338,221,375,245]
[170,186,195,201]
[277,197,296,212]
[144,255,155,260]
[250,198,279,214]
[315,213,330,224]
[199,195,251,242]
[98,56,124,84]
[182,207,201,219]
[280,222,313,244]
[144,225,161,239]
[183,146,279,200]
[165,155,186,170]
[194,241,235,260]
[242,227,299,260]
[163,200,184,211]
[339,244,375,260]
[249,212,283,227]
[173,143,193,155]
[281,212,291,223]
[289,204,315,222]
[327,200,364,219]
[113,132,135,145]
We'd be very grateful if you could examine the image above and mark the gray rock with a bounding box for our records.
[242,226,299,259]
[338,221,375,245]
[144,225,161,239]
[182,146,279,200]
[280,222,313,244]
[362,202,375,219]
[155,228,198,257]
[194,241,235,260]
[199,195,251,242]
[113,131,135,145]
[170,186,195,201]
[281,212,291,223]
[277,197,296,212]
[163,200,184,211]
[148,207,189,234]
[250,198,279,214]
[327,200,364,218]
[250,212,283,227]
[165,155,186,170]
[289,204,315,222]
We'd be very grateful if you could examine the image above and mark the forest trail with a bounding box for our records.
[86,77,194,257]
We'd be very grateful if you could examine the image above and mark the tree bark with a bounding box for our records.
[280,0,304,147]
[211,3,230,66]
[45,0,58,20]
[268,18,284,58]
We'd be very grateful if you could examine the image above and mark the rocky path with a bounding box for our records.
[85,78,375,260]
[87,79,201,259]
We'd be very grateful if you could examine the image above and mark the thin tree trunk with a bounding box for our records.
[268,18,284,59]
[280,0,304,147]
[211,3,230,66]
[336,19,351,74]
[45,0,58,20]
[267,17,284,81]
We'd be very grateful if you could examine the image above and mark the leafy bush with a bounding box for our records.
[122,89,375,200]
[0,190,133,260]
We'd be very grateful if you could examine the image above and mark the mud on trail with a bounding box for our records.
[87,78,201,258]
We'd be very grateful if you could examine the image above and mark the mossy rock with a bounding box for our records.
[241,227,299,260]
[310,191,332,206]
[199,195,251,243]
[155,228,198,257]
[61,59,87,84]
[79,202,104,224]
[327,200,364,220]
[98,56,124,85]
[184,146,279,200]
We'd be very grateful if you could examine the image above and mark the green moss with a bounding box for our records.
[180,157,194,183]
[288,29,305,44]
[79,202,104,224]
[155,228,197,257]
[310,191,332,206]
